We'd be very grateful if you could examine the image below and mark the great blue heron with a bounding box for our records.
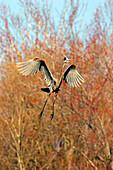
[17,56,84,119]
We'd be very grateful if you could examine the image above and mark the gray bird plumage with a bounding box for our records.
[17,57,84,93]
[17,57,84,119]
[17,58,54,89]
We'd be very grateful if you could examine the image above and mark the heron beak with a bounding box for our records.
[67,59,72,62]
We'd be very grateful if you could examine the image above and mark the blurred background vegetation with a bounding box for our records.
[0,0,113,169]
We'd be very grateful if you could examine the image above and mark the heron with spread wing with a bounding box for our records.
[17,56,84,119]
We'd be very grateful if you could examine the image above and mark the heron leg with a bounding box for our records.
[39,92,52,119]
[51,101,55,120]
[50,92,58,120]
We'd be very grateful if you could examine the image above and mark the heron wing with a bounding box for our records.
[63,65,84,87]
[17,58,54,87]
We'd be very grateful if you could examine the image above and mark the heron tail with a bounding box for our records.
[41,88,50,93]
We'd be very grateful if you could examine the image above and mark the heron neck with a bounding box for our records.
[56,62,67,88]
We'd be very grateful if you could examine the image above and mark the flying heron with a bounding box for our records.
[17,56,84,119]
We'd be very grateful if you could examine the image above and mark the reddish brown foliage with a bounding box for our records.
[0,0,113,169]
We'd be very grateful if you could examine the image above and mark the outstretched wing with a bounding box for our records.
[63,65,84,87]
[17,58,54,87]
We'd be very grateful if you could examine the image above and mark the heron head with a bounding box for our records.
[64,56,71,62]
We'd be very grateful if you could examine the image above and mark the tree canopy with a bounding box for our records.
[0,0,113,169]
